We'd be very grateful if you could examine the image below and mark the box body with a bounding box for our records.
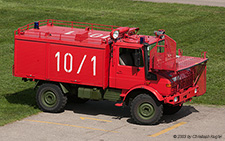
[14,36,110,88]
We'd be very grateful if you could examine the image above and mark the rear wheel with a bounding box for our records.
[130,94,163,125]
[163,104,183,115]
[36,83,67,112]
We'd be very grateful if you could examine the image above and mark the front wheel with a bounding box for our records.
[130,94,163,125]
[36,83,67,112]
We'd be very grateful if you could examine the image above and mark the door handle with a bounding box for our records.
[117,71,122,74]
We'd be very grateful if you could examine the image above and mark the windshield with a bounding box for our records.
[143,40,164,80]
[143,39,166,77]
[145,35,177,72]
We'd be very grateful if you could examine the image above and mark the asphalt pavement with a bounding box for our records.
[136,0,225,7]
[0,101,224,141]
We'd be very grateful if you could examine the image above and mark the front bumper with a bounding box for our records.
[164,85,200,105]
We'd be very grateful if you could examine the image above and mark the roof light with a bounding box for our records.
[34,21,39,29]
[140,36,145,44]
[110,27,129,40]
[154,29,165,39]
[112,30,119,39]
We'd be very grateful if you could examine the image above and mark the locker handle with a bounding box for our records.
[117,71,122,74]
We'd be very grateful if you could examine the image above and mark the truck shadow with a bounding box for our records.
[5,89,199,125]
[4,88,37,108]
[66,100,199,125]
[66,100,131,119]
[160,105,199,124]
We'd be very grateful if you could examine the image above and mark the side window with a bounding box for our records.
[119,48,143,67]
[157,40,165,53]
[147,40,165,56]
[147,43,156,56]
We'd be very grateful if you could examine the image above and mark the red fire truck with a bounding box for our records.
[13,19,208,125]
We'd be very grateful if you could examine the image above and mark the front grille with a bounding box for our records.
[178,70,193,90]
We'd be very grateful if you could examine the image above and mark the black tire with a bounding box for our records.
[130,94,163,125]
[36,83,67,112]
[163,104,183,115]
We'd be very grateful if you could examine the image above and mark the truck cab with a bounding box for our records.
[13,20,208,125]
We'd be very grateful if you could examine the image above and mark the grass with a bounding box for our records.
[0,0,225,126]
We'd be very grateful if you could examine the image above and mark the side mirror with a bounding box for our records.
[134,49,141,67]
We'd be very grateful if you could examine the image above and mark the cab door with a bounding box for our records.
[115,47,145,89]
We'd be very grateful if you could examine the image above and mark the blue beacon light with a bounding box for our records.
[34,22,39,29]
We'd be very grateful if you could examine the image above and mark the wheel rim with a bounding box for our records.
[138,103,155,120]
[41,91,57,108]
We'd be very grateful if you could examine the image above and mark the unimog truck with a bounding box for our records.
[13,19,208,124]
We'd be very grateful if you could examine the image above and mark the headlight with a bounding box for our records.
[174,97,179,102]
[112,30,119,39]
[194,88,198,94]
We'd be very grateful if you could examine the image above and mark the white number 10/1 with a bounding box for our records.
[55,52,96,76]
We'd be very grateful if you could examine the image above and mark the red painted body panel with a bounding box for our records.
[148,74,172,96]
[14,40,47,79]
[115,65,145,89]
[195,63,207,97]
[164,86,198,105]
[114,44,145,89]
[122,85,164,101]
[47,44,106,87]
[14,22,112,88]
[13,19,208,106]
